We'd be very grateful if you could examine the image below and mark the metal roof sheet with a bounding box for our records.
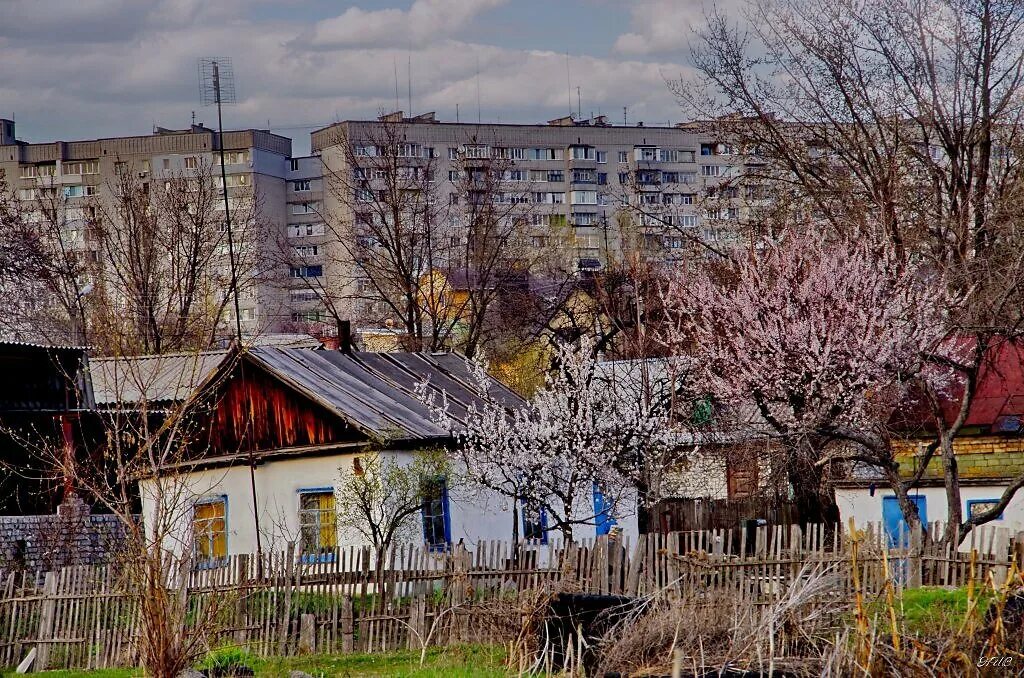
[89,350,228,406]
[244,348,523,441]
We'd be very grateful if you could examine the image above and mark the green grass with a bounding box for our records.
[867,585,993,635]
[2,643,509,678]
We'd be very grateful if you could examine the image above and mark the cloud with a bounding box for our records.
[613,0,745,56]
[0,0,694,150]
[302,0,507,50]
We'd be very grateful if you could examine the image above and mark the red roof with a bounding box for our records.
[895,338,1024,432]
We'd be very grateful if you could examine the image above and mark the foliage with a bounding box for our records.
[198,646,262,676]
[334,449,451,555]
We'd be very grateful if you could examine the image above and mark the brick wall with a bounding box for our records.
[0,498,131,572]
[892,436,1024,480]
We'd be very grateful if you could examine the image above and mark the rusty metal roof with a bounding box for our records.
[244,348,523,441]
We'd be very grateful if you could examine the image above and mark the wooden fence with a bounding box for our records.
[0,521,1021,671]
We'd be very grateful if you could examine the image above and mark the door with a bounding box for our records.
[882,495,926,547]
[593,484,618,536]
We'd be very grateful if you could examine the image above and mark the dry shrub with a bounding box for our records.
[595,564,849,677]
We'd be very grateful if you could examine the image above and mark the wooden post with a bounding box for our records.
[341,595,354,653]
[278,542,296,655]
[35,571,58,670]
[908,528,922,588]
[298,614,316,654]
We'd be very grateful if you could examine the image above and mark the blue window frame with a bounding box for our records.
[298,486,337,563]
[593,484,618,537]
[522,502,548,545]
[966,499,1004,521]
[193,495,228,569]
[422,479,451,550]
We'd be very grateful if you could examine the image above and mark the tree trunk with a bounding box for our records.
[788,457,839,527]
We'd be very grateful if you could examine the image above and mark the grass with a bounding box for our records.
[867,585,993,635]
[1,643,510,678]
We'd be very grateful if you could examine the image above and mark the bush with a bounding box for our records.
[198,646,262,677]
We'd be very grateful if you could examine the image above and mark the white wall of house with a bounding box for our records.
[836,484,1024,550]
[139,450,640,560]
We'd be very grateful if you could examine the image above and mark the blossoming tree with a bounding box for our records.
[425,339,677,541]
[661,229,951,526]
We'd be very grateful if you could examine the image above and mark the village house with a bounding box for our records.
[835,340,1024,540]
[91,345,642,564]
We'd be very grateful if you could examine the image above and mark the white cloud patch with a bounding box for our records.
[302,0,508,50]
[613,0,746,56]
[0,0,693,149]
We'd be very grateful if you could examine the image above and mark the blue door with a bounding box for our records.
[882,495,926,547]
[593,484,618,536]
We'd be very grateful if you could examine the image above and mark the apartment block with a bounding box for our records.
[301,112,748,332]
[0,120,292,342]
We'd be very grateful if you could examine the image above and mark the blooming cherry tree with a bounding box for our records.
[661,229,951,524]
[424,340,677,541]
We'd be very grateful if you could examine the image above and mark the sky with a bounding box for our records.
[0,0,728,155]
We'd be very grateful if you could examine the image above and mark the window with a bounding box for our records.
[193,497,227,567]
[572,212,597,226]
[495,147,526,160]
[701,143,713,156]
[680,214,699,228]
[292,202,320,214]
[572,169,596,183]
[448,147,459,160]
[421,479,450,549]
[294,244,319,257]
[448,170,462,181]
[533,191,565,204]
[289,159,300,171]
[290,265,323,278]
[20,163,55,178]
[529,170,548,182]
[184,156,199,169]
[464,145,490,159]
[966,499,1003,520]
[17,188,34,200]
[299,489,337,561]
[597,172,608,185]
[617,151,629,163]
[162,158,171,170]
[618,172,629,184]
[291,310,324,323]
[396,143,420,158]
[217,151,249,165]
[522,503,548,544]
[62,161,98,175]
[662,172,678,183]
[504,169,527,181]
[355,145,377,157]
[293,179,311,192]
[634,146,658,161]
[680,194,695,204]
[240,308,255,321]
[571,190,598,205]
[290,289,319,303]
[289,223,325,238]
[596,151,607,163]
[570,146,595,160]
[63,185,84,198]
[701,165,722,177]
[547,170,564,183]
[530,148,563,161]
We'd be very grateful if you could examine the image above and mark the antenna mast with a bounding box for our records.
[198,56,264,570]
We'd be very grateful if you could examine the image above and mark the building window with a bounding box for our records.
[421,479,450,549]
[162,158,171,170]
[294,244,319,257]
[293,179,311,191]
[617,151,629,163]
[289,158,300,171]
[701,165,722,177]
[299,489,337,561]
[184,156,199,169]
[522,502,548,544]
[596,151,607,163]
[193,497,227,567]
[571,190,598,205]
[966,499,1003,520]
[290,265,323,278]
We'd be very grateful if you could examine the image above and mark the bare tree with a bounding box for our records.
[92,159,265,354]
[682,0,1024,544]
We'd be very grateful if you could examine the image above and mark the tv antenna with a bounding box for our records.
[198,56,264,568]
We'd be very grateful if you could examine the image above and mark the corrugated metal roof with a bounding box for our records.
[89,350,228,406]
[244,348,523,441]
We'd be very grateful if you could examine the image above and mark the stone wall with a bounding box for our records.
[0,497,131,572]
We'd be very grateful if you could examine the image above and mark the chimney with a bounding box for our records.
[339,320,354,354]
